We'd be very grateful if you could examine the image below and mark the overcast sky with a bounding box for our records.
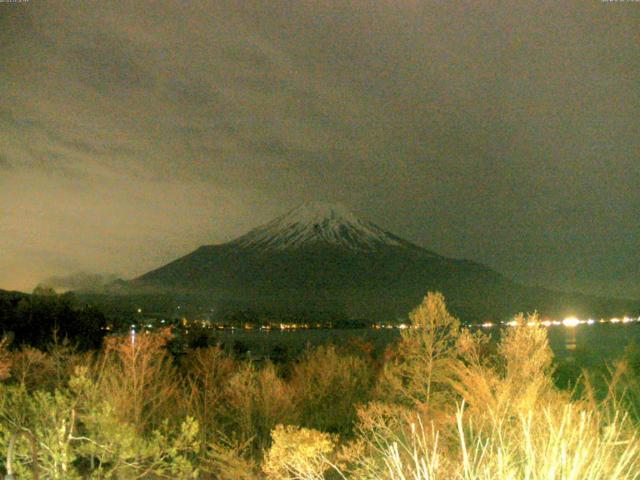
[1,0,638,298]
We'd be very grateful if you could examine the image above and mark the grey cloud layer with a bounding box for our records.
[0,0,638,297]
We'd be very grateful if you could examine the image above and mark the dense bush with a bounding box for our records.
[0,292,639,478]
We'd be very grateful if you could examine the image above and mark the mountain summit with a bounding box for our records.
[130,202,638,322]
[231,202,413,252]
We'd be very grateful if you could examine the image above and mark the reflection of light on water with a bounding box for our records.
[564,328,577,355]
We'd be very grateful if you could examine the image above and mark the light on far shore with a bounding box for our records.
[562,317,580,328]
[478,315,640,329]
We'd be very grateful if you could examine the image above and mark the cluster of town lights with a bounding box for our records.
[126,314,639,335]
[479,316,639,329]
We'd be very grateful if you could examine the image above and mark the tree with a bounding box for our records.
[377,292,461,412]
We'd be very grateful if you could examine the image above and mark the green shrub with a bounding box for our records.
[291,344,375,435]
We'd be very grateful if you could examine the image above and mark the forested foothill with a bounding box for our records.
[0,287,107,351]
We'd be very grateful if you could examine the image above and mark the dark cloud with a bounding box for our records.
[0,0,638,298]
[42,272,121,292]
[68,31,156,93]
[0,154,12,170]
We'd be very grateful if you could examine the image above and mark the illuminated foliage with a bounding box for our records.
[0,295,639,479]
[263,425,337,480]
[377,292,461,411]
[291,344,375,434]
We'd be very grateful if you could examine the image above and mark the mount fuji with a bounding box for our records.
[229,202,415,252]
[127,202,637,322]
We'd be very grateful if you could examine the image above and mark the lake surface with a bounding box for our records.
[206,323,640,366]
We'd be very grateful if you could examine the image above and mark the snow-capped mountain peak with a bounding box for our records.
[230,202,407,251]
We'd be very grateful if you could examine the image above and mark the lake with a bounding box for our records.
[204,323,640,366]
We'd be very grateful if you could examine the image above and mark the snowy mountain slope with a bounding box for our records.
[230,202,425,252]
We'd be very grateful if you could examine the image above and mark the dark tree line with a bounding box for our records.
[0,287,107,350]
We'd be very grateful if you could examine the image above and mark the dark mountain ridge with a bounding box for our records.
[125,202,639,323]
